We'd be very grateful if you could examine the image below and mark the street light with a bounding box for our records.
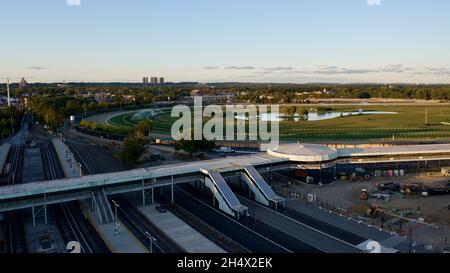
[111,200,120,235]
[78,162,83,176]
[144,231,156,253]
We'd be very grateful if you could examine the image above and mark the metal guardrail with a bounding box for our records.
[0,174,204,212]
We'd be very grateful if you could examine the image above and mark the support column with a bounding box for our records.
[152,179,155,205]
[171,175,174,204]
[142,179,146,207]
[44,204,48,225]
[32,206,36,227]
[44,193,48,225]
[269,164,273,184]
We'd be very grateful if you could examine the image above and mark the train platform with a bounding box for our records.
[52,138,80,178]
[79,201,148,253]
[138,204,226,253]
[284,199,399,245]
[0,143,11,173]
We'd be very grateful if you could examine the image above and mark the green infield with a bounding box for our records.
[102,105,450,141]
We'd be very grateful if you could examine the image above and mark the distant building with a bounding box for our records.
[150,77,158,84]
[143,77,149,85]
[159,77,165,84]
[19,78,28,88]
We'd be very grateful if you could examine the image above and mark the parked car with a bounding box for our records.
[156,205,167,213]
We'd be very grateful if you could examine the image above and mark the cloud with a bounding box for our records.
[318,65,339,70]
[381,64,413,73]
[66,0,81,6]
[412,67,450,76]
[313,64,412,75]
[426,67,448,72]
[367,0,381,6]
[204,66,220,70]
[260,66,295,71]
[27,66,46,70]
[314,66,377,75]
[224,66,255,70]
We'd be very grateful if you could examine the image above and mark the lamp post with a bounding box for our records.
[78,162,83,176]
[144,231,156,253]
[112,200,120,235]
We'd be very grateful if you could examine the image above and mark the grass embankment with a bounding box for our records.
[99,105,450,141]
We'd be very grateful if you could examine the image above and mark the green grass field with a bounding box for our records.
[104,105,450,141]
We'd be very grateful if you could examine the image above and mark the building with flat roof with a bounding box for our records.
[142,77,149,85]
[268,143,450,184]
[150,77,158,84]
[159,77,165,84]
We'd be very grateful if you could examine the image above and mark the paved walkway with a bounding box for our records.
[282,199,442,252]
[0,143,11,173]
[79,201,148,253]
[240,197,360,253]
[138,204,226,253]
[285,199,394,243]
[52,138,80,178]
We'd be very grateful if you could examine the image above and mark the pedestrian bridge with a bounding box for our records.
[0,153,289,217]
[2,141,450,218]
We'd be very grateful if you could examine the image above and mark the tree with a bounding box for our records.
[358,92,371,99]
[174,126,215,155]
[119,137,147,166]
[45,108,63,130]
[282,106,297,116]
[300,108,309,116]
[133,119,152,138]
[65,100,81,115]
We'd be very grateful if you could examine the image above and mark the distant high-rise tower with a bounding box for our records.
[19,77,28,88]
[143,77,149,85]
[150,77,158,84]
[159,77,165,84]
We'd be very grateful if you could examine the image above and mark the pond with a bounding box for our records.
[236,110,397,122]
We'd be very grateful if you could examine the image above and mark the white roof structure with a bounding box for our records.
[337,143,450,157]
[267,143,450,162]
[267,143,338,162]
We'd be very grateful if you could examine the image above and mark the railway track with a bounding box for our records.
[8,145,24,185]
[40,141,109,253]
[4,145,26,253]
[172,184,296,253]
[67,141,184,253]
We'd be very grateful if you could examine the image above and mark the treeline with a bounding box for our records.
[235,84,450,103]
[12,85,192,103]
[79,120,131,135]
[0,107,24,140]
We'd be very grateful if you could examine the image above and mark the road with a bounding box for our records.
[239,196,361,253]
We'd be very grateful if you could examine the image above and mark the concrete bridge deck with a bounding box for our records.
[0,151,288,212]
[1,141,450,213]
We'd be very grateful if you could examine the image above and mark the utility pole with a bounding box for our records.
[6,78,11,107]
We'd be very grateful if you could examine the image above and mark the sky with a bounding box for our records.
[1,0,450,84]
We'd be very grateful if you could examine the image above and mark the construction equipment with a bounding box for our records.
[360,189,369,200]
[365,206,384,218]
[403,183,423,195]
